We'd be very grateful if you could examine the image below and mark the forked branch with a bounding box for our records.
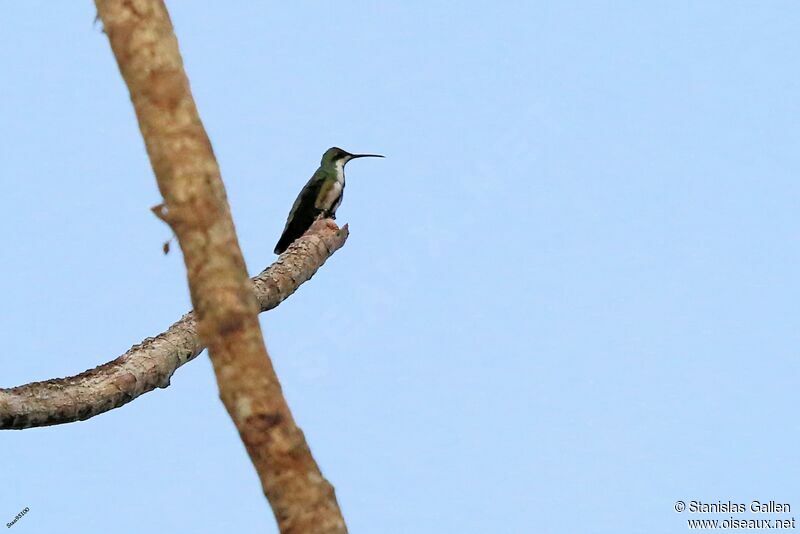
[90,1,348,531]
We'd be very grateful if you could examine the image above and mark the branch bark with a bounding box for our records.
[0,221,347,430]
[91,1,348,531]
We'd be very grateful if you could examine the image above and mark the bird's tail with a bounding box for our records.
[274,231,295,255]
[274,210,320,254]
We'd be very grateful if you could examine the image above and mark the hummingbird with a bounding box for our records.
[274,147,384,254]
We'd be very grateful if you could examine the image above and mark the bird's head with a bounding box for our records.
[321,147,384,170]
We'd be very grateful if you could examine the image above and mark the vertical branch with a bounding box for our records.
[94,1,347,532]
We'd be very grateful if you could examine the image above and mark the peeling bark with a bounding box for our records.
[89,1,348,531]
[0,221,347,430]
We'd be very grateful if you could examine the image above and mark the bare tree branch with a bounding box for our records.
[0,221,347,430]
[91,1,348,531]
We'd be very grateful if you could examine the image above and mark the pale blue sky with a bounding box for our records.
[2,2,799,533]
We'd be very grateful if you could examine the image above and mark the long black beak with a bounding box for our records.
[349,153,385,159]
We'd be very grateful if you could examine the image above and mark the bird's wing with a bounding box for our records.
[274,176,325,254]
